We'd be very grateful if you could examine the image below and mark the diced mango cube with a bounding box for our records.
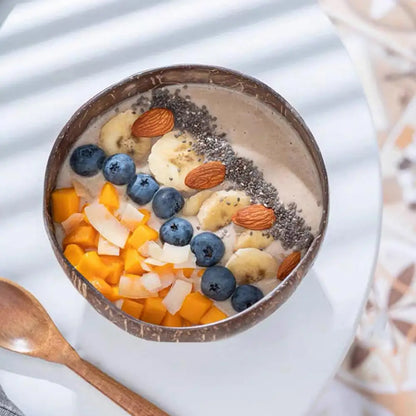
[139,208,151,224]
[89,278,113,300]
[121,299,144,319]
[124,248,145,274]
[158,286,171,298]
[128,224,158,249]
[51,188,80,223]
[141,297,167,325]
[179,292,212,325]
[161,312,183,327]
[200,306,227,325]
[182,320,193,327]
[76,251,109,281]
[153,263,174,276]
[106,261,124,285]
[63,244,84,266]
[63,224,97,249]
[99,182,119,212]
[108,285,123,301]
[100,255,120,264]
[182,268,194,278]
[197,269,205,277]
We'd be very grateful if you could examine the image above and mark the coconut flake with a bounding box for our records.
[61,213,84,234]
[84,202,129,248]
[162,280,192,314]
[120,203,145,231]
[97,235,120,256]
[161,243,190,263]
[140,273,162,292]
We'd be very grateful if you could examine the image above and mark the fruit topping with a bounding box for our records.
[200,306,227,325]
[127,224,158,249]
[99,110,151,163]
[161,312,183,327]
[231,284,264,312]
[124,248,146,275]
[152,187,184,219]
[51,188,80,223]
[103,153,136,185]
[70,144,106,177]
[121,299,144,319]
[182,190,213,216]
[179,292,212,325]
[76,251,109,281]
[99,182,119,212]
[197,190,250,231]
[201,266,236,301]
[234,230,273,250]
[148,131,203,191]
[127,173,159,205]
[160,217,193,247]
[225,248,278,284]
[141,297,167,325]
[63,224,97,249]
[63,244,84,266]
[190,232,225,267]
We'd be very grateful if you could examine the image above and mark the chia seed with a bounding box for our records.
[149,87,314,249]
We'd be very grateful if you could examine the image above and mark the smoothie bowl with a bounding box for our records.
[44,65,328,342]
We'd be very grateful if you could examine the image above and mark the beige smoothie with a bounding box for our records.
[54,83,323,321]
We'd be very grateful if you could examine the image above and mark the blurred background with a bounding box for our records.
[0,0,416,415]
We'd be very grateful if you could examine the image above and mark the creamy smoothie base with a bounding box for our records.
[53,83,323,322]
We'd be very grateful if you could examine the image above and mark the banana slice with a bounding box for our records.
[182,190,213,216]
[234,230,273,250]
[197,190,250,231]
[99,110,152,163]
[148,131,203,191]
[225,248,278,284]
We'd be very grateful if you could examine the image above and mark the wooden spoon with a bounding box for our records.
[0,277,169,416]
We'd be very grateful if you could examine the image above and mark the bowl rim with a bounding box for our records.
[43,64,329,342]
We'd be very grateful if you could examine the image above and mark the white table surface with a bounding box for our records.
[0,1,381,415]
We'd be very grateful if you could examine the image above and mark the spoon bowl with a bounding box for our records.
[0,278,70,362]
[0,277,168,416]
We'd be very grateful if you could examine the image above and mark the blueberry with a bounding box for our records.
[103,153,136,185]
[160,217,193,246]
[152,187,184,219]
[231,285,264,312]
[190,232,225,267]
[201,266,236,301]
[70,144,106,177]
[127,173,159,205]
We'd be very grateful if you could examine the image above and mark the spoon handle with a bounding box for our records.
[66,356,169,416]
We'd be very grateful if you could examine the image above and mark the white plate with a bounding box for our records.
[0,1,381,415]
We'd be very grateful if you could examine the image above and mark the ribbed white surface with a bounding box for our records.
[0,1,380,415]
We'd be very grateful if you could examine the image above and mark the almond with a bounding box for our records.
[277,252,301,281]
[184,161,226,189]
[232,204,275,230]
[131,108,174,137]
